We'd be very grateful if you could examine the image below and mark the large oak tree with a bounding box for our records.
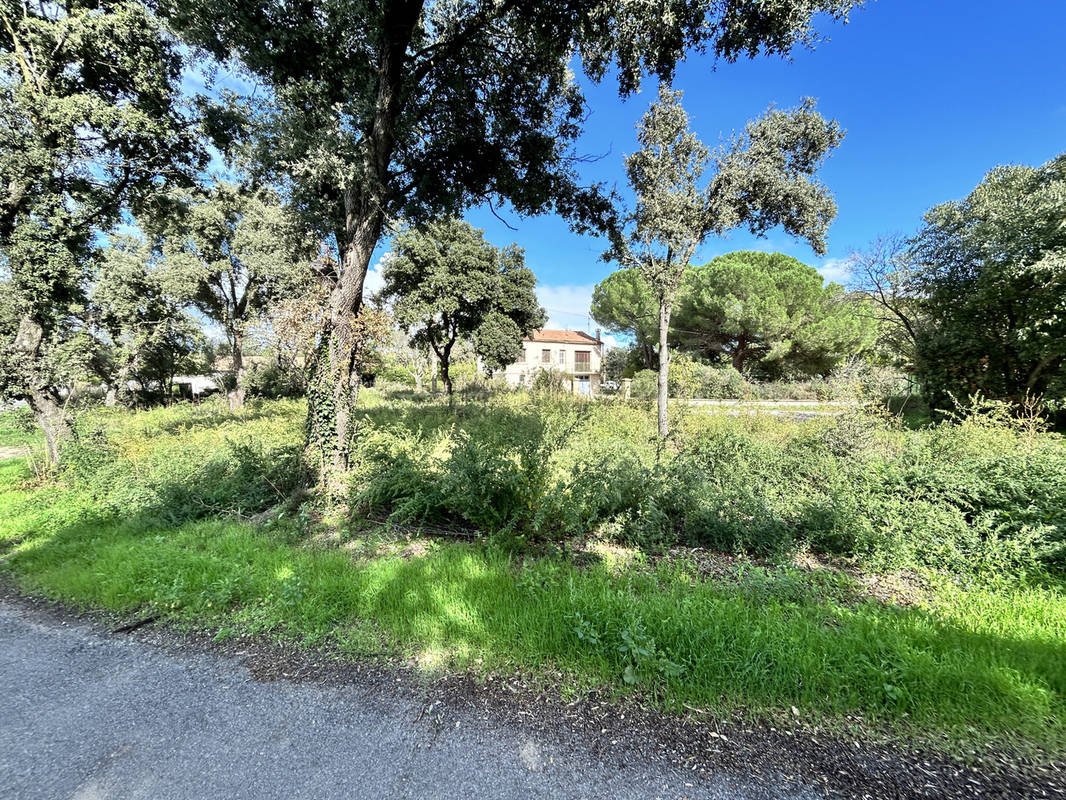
[159,0,859,480]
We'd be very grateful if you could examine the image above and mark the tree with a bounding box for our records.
[846,235,923,368]
[909,155,1066,411]
[93,237,206,406]
[0,0,203,465]
[590,269,660,369]
[606,88,842,437]
[602,347,632,382]
[378,218,545,395]
[383,330,432,392]
[160,182,314,409]
[160,0,858,480]
[673,251,876,377]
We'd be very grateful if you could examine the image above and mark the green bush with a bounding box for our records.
[56,399,307,524]
[630,369,658,400]
[21,392,1066,577]
[346,393,1066,575]
[243,361,305,399]
[0,405,38,447]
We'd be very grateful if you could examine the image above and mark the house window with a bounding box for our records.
[542,349,551,364]
[575,351,591,371]
[518,349,525,363]
[558,350,566,366]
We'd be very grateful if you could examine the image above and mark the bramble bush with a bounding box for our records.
[348,393,1066,575]
[6,391,1063,576]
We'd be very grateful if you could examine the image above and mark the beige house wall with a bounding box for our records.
[500,335,604,394]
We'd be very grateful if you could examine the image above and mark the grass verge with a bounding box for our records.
[1,450,1063,760]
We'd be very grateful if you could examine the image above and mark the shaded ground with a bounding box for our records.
[1,588,1062,800]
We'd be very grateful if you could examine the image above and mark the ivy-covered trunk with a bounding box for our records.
[305,212,379,492]
[229,328,246,411]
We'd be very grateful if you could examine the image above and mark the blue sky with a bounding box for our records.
[414,0,1065,334]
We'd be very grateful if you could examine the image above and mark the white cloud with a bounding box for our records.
[363,252,390,297]
[817,257,852,286]
[536,283,596,331]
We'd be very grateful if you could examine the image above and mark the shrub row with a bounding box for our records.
[350,395,1066,575]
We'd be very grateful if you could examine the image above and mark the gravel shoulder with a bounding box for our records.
[0,586,1061,800]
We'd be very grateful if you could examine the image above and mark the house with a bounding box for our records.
[498,329,604,394]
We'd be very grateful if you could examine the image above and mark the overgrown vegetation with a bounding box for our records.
[1,396,1064,758]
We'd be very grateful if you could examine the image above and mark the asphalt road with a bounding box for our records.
[0,602,818,800]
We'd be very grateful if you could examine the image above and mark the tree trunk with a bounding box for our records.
[229,329,246,411]
[730,332,752,373]
[28,388,70,468]
[657,297,672,439]
[12,316,71,467]
[305,214,380,491]
[303,0,420,490]
[440,359,453,396]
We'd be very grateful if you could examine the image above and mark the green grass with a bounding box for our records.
[1,397,1065,759]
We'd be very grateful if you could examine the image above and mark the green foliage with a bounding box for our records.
[380,218,546,393]
[630,369,659,400]
[0,0,205,462]
[93,237,207,403]
[159,181,314,404]
[48,399,307,524]
[0,405,37,447]
[341,392,1066,575]
[243,361,306,400]
[590,270,659,368]
[605,88,844,437]
[675,251,877,377]
[909,154,1066,415]
[530,368,570,396]
[3,397,1066,755]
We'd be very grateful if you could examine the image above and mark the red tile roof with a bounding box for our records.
[525,329,600,344]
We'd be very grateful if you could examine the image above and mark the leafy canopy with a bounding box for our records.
[163,0,859,243]
[159,182,314,352]
[605,85,843,435]
[0,0,204,462]
[92,237,206,400]
[590,269,659,365]
[910,154,1066,409]
[379,218,546,388]
[673,251,877,376]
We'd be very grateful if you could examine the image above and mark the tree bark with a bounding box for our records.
[12,316,70,467]
[305,214,380,490]
[228,327,246,411]
[440,359,453,396]
[657,296,672,438]
[28,388,69,468]
[732,335,748,372]
[303,0,422,490]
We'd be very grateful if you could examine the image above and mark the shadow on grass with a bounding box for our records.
[4,476,1064,753]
